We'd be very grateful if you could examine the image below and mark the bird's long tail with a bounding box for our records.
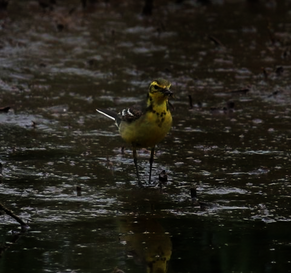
[96,109,118,121]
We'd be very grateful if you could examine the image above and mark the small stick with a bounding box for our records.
[76,186,82,196]
[230,89,249,94]
[208,35,224,47]
[190,187,197,201]
[0,202,29,228]
[188,95,193,109]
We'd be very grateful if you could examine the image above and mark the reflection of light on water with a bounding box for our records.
[205,187,248,195]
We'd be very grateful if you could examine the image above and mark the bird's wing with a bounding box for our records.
[120,107,142,122]
[97,105,144,125]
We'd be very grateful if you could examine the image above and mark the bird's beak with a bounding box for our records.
[162,88,173,97]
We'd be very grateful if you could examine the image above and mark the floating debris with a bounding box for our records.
[190,186,215,210]
[229,88,249,94]
[268,90,279,98]
[0,106,10,113]
[210,101,235,114]
[76,185,82,196]
[208,35,224,47]
[190,187,197,203]
[159,170,168,183]
[188,95,193,109]
[275,66,284,76]
[112,267,125,273]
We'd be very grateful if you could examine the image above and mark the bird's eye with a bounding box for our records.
[153,85,159,90]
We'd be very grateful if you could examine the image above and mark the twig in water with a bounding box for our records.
[188,95,193,109]
[0,202,29,229]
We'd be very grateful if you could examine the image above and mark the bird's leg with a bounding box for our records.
[132,148,140,181]
[149,146,155,184]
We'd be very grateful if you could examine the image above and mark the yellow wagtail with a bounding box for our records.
[96,78,173,183]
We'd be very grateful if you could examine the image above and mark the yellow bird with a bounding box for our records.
[96,78,173,183]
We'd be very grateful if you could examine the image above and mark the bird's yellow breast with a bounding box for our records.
[119,106,172,148]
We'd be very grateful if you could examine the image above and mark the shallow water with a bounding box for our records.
[1,0,291,272]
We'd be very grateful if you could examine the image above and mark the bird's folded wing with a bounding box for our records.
[120,107,144,123]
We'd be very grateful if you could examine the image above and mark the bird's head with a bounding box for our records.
[147,78,173,105]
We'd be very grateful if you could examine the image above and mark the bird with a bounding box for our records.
[96,78,173,184]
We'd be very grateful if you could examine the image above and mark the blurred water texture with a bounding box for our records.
[1,0,291,272]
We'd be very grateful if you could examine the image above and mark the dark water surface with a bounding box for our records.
[1,0,291,272]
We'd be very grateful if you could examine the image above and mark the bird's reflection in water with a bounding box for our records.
[119,214,172,273]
